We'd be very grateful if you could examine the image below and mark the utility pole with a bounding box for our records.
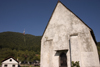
[23,29,26,45]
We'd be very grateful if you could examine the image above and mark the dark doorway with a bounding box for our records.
[59,52,67,67]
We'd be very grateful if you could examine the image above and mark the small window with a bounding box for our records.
[10,59,12,62]
[59,52,67,67]
[4,64,7,67]
[12,65,15,67]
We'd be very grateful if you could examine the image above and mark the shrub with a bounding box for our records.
[71,61,80,67]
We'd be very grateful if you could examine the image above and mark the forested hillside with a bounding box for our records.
[0,32,41,63]
[0,31,100,63]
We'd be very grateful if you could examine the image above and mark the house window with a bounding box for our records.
[12,65,15,67]
[10,59,12,62]
[59,52,67,67]
[4,64,7,67]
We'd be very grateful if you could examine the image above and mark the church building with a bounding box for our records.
[41,1,100,67]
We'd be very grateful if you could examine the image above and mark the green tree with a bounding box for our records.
[71,61,80,67]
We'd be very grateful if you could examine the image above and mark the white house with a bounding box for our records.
[2,57,19,67]
[41,1,100,67]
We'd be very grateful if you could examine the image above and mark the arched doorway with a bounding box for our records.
[59,52,67,67]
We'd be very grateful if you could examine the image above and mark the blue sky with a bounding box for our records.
[0,0,100,42]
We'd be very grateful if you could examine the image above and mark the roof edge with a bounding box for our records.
[59,1,92,30]
[90,30,97,45]
[41,1,59,40]
[41,1,94,40]
[1,56,19,63]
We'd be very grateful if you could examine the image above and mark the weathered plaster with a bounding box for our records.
[41,1,100,67]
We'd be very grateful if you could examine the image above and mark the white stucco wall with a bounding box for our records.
[2,58,18,67]
[41,1,100,67]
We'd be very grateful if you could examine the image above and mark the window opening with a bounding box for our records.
[59,52,67,67]
[10,59,12,62]
[12,65,15,67]
[4,64,7,67]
